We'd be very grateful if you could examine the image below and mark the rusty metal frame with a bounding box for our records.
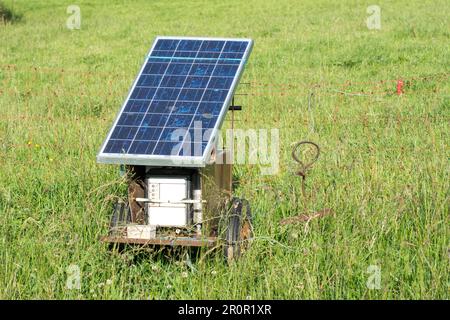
[102,150,233,248]
[101,236,217,247]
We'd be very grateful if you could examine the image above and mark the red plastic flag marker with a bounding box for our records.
[397,79,404,95]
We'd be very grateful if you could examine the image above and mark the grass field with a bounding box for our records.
[0,0,448,299]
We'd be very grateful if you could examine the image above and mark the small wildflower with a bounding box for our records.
[27,141,32,146]
[166,284,172,289]
[35,144,40,148]
[211,270,217,276]
[181,271,188,278]
[106,279,113,285]
[151,265,158,271]
[97,282,104,287]
[49,158,54,162]
[246,295,252,300]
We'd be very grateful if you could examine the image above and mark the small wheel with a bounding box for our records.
[223,197,253,262]
[109,201,131,236]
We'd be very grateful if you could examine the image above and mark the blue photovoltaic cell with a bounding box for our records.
[98,37,252,165]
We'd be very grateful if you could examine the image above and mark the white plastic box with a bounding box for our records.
[147,177,189,227]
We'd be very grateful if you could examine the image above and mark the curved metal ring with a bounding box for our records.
[291,141,320,172]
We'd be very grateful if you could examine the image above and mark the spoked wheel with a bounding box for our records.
[109,201,132,236]
[222,197,253,262]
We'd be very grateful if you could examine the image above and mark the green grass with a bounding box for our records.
[0,0,22,23]
[0,0,449,299]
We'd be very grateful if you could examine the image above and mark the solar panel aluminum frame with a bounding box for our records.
[96,36,253,168]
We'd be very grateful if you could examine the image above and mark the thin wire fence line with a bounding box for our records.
[243,72,449,88]
[2,63,448,91]
[1,113,445,121]
[0,86,446,99]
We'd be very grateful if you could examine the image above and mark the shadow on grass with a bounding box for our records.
[0,1,23,24]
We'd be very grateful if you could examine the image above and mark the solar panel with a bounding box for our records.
[97,36,253,167]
